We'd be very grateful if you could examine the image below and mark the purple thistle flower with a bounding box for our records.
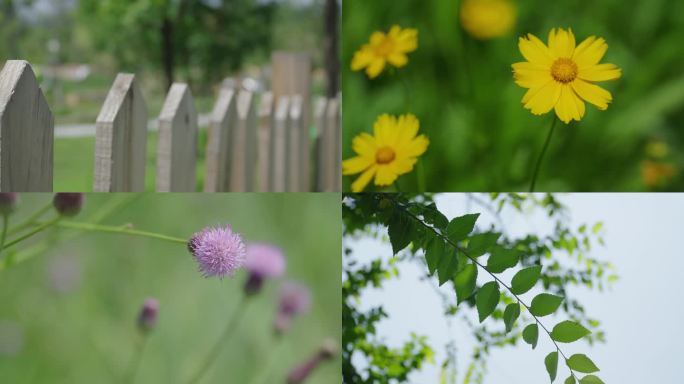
[0,193,18,215]
[244,243,286,294]
[137,298,159,332]
[188,225,246,278]
[286,339,338,384]
[53,193,85,217]
[274,281,311,335]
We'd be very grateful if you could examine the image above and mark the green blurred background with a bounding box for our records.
[0,193,341,383]
[0,0,340,191]
[342,0,684,191]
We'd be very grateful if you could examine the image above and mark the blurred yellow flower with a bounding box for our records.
[512,28,622,124]
[460,0,516,40]
[641,160,676,188]
[351,25,418,79]
[343,114,429,192]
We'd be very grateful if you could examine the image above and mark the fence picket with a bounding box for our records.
[313,97,328,192]
[156,83,197,192]
[0,60,54,191]
[230,91,256,192]
[271,96,290,192]
[326,96,341,191]
[257,92,273,192]
[93,73,147,192]
[203,87,236,192]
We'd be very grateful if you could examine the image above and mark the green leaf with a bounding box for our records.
[503,303,520,333]
[579,375,605,384]
[466,232,501,257]
[529,293,564,317]
[437,246,459,286]
[486,247,520,273]
[545,351,558,383]
[446,213,479,243]
[388,213,412,254]
[476,281,499,323]
[522,323,539,349]
[566,354,599,373]
[454,263,477,304]
[565,376,576,384]
[423,203,449,229]
[551,321,591,343]
[425,237,444,276]
[510,265,542,294]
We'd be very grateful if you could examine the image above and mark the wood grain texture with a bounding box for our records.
[203,87,236,192]
[271,96,290,192]
[156,83,197,192]
[257,92,273,192]
[0,60,54,191]
[230,90,256,192]
[271,52,312,152]
[326,96,341,191]
[93,74,148,192]
[288,95,305,192]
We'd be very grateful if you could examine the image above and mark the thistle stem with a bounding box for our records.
[8,202,53,235]
[2,216,61,250]
[246,337,285,384]
[187,295,249,384]
[52,221,187,245]
[529,116,558,192]
[125,335,149,384]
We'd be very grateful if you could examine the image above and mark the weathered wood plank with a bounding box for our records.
[256,92,273,192]
[271,96,289,192]
[326,97,341,191]
[230,90,256,192]
[287,95,303,192]
[155,83,197,192]
[203,87,236,192]
[93,74,148,192]
[313,97,328,192]
[271,51,312,144]
[0,60,54,191]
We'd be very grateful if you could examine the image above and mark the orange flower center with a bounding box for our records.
[375,146,396,164]
[550,58,578,83]
[374,37,395,57]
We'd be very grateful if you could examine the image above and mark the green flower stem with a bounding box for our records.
[529,116,559,193]
[2,216,62,250]
[53,221,187,245]
[395,201,579,382]
[187,295,249,384]
[125,334,149,384]
[8,202,53,235]
[247,337,285,384]
[0,214,8,253]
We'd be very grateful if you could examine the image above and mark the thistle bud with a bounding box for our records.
[53,193,85,217]
[137,298,159,332]
[286,339,338,384]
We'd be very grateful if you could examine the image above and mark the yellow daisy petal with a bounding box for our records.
[387,53,409,67]
[375,164,399,186]
[548,28,575,58]
[373,114,397,147]
[573,37,608,69]
[366,58,386,79]
[351,132,377,157]
[402,135,430,158]
[578,63,622,82]
[390,157,418,175]
[351,165,377,192]
[523,81,562,115]
[554,84,584,124]
[512,62,553,88]
[571,79,613,110]
[342,156,373,175]
[518,35,553,66]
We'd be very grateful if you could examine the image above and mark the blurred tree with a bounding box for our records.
[343,193,616,383]
[324,0,339,97]
[77,0,274,90]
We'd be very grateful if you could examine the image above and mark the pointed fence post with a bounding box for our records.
[288,95,303,192]
[230,91,256,192]
[93,73,147,192]
[271,96,290,192]
[156,83,197,192]
[326,96,341,191]
[204,87,236,192]
[0,60,54,191]
[257,92,273,192]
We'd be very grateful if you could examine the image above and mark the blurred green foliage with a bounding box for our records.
[342,0,684,191]
[0,193,340,383]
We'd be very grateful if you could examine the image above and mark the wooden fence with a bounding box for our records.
[0,53,341,192]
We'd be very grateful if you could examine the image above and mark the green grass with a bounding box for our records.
[342,0,684,192]
[0,193,341,383]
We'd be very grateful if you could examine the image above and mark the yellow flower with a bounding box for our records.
[343,114,429,192]
[351,25,418,79]
[512,28,622,124]
[460,0,517,40]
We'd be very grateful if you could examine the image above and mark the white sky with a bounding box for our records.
[348,193,684,383]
